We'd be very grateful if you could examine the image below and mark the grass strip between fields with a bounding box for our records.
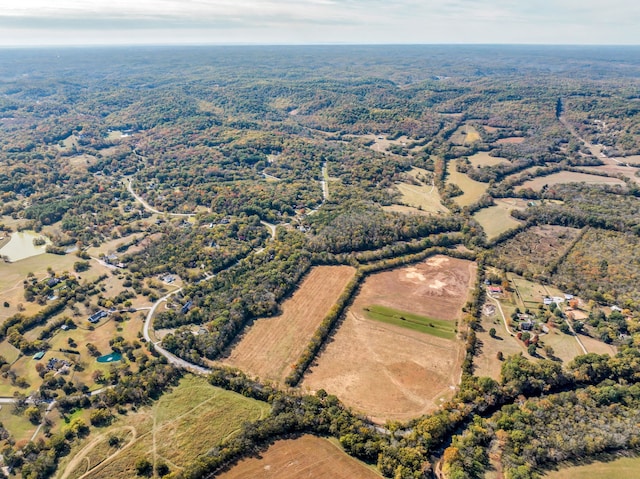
[364,304,456,340]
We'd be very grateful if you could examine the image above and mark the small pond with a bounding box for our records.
[0,231,51,262]
[96,352,122,363]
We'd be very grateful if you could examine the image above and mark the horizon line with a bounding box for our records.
[1,41,640,49]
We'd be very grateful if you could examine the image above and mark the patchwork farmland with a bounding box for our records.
[221,265,356,384]
[302,256,476,422]
[218,435,382,479]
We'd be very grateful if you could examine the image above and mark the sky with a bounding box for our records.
[0,0,638,46]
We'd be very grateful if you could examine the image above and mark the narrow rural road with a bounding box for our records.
[565,319,588,354]
[321,161,329,202]
[487,294,514,336]
[260,220,277,240]
[125,177,194,218]
[143,289,211,375]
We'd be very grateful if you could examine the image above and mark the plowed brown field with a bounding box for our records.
[217,435,382,479]
[302,256,476,423]
[221,265,355,384]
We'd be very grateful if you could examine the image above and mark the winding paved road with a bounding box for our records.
[125,177,194,217]
[142,289,211,375]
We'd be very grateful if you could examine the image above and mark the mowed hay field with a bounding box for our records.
[516,171,626,192]
[302,256,476,422]
[543,456,640,479]
[218,435,382,479]
[579,161,640,185]
[450,125,481,145]
[394,167,448,214]
[446,161,489,207]
[474,307,526,380]
[222,265,356,384]
[467,151,509,167]
[57,375,270,479]
[472,199,525,240]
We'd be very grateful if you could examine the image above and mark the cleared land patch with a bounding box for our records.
[59,375,269,479]
[446,161,489,206]
[221,265,356,384]
[394,167,449,214]
[517,171,626,192]
[578,160,640,185]
[302,256,476,422]
[451,125,481,145]
[218,435,382,479]
[467,151,509,167]
[472,200,525,240]
[495,136,525,144]
[543,456,640,479]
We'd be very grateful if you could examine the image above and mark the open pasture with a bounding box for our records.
[495,136,525,144]
[302,256,475,422]
[467,151,509,167]
[579,160,640,185]
[474,306,527,380]
[543,455,640,479]
[221,265,356,384]
[446,161,489,206]
[350,134,412,153]
[0,252,94,322]
[394,167,449,213]
[450,125,481,145]
[58,375,269,479]
[218,435,382,479]
[472,199,525,240]
[516,171,626,192]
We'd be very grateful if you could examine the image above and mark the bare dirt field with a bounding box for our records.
[221,265,356,384]
[516,171,626,192]
[302,256,476,422]
[218,435,382,479]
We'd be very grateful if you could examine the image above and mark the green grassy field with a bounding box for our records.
[364,304,456,340]
[472,202,523,240]
[446,162,489,207]
[57,375,271,479]
[467,151,508,167]
[0,404,38,445]
[544,456,640,479]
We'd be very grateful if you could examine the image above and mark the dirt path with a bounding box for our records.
[487,294,514,336]
[58,426,136,479]
[321,161,329,201]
